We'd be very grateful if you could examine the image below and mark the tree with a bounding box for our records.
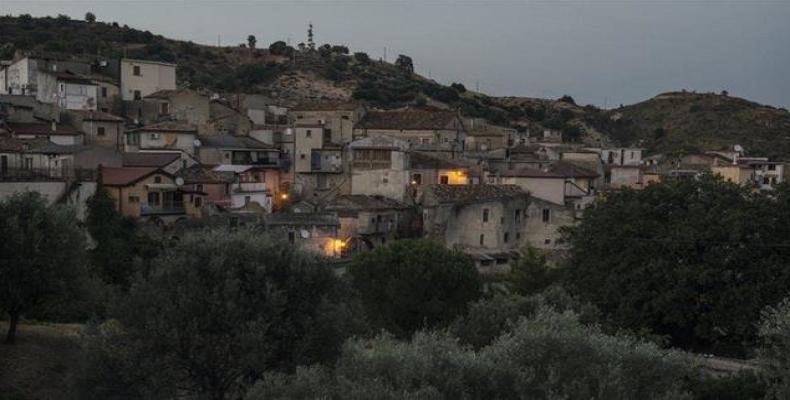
[85,12,96,23]
[451,82,467,93]
[0,192,87,343]
[759,297,790,399]
[564,177,790,353]
[353,52,370,64]
[395,54,414,73]
[268,41,294,57]
[79,229,357,399]
[509,246,558,295]
[86,185,139,288]
[348,239,482,337]
[247,34,256,49]
[252,308,692,400]
[558,94,576,105]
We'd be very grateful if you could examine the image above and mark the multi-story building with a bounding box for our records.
[119,58,176,101]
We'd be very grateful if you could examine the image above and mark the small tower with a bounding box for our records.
[307,22,315,50]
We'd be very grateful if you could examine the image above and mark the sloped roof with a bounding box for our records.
[0,95,38,110]
[410,152,475,170]
[128,120,197,133]
[264,212,339,227]
[101,167,161,186]
[0,137,49,152]
[8,122,81,136]
[122,152,181,167]
[423,184,527,204]
[178,165,235,184]
[29,142,85,155]
[144,89,199,99]
[356,110,459,130]
[70,110,125,122]
[199,134,277,150]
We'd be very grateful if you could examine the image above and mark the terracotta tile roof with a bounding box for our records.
[144,89,191,99]
[128,120,197,133]
[423,184,527,204]
[178,165,235,184]
[356,110,459,130]
[70,110,125,122]
[501,161,599,179]
[0,137,46,152]
[264,212,339,227]
[100,167,160,186]
[349,135,410,150]
[8,122,81,136]
[122,152,181,167]
[199,134,277,150]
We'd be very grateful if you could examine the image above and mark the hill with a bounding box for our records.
[592,91,790,158]
[2,15,790,157]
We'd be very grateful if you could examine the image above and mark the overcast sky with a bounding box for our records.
[4,1,790,108]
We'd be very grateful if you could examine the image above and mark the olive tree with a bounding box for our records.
[0,191,87,343]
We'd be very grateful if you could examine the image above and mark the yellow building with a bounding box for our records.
[712,164,754,185]
[101,166,203,219]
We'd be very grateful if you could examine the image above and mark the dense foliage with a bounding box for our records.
[565,176,790,354]
[759,298,790,399]
[252,308,692,400]
[76,229,359,400]
[0,192,88,343]
[348,239,482,337]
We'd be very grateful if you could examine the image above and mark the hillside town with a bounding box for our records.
[0,53,785,270]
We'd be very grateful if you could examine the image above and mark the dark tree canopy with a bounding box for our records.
[395,54,414,73]
[85,12,96,23]
[348,239,482,337]
[564,176,790,354]
[78,229,357,399]
[247,34,256,49]
[0,191,87,343]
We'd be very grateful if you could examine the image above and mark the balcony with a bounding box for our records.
[234,182,268,193]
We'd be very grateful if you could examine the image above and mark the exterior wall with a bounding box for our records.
[501,176,565,205]
[441,200,526,251]
[209,102,252,136]
[183,182,231,208]
[351,149,409,201]
[2,58,34,95]
[523,200,575,250]
[35,71,58,105]
[294,126,325,172]
[60,81,98,110]
[409,168,468,186]
[295,172,350,201]
[291,108,362,144]
[49,135,83,146]
[106,172,178,218]
[601,148,642,166]
[360,128,459,145]
[96,81,121,113]
[120,59,177,101]
[465,135,507,151]
[79,120,123,148]
[136,131,197,155]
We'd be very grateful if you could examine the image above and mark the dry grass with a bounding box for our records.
[0,321,84,400]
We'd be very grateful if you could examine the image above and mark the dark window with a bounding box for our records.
[97,126,106,136]
[483,208,489,222]
[479,234,485,246]
[440,175,449,184]
[160,102,169,115]
[515,209,521,222]
[542,209,551,222]
[194,197,202,207]
[504,232,509,243]
[288,231,295,244]
[516,232,521,240]
[411,173,422,185]
[133,65,141,76]
[323,129,332,144]
[101,87,107,98]
[133,90,141,100]
[154,176,162,183]
[305,129,312,138]
[147,192,160,205]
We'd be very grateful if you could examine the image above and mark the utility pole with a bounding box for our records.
[383,47,387,62]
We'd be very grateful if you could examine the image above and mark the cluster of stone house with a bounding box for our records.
[1,53,785,271]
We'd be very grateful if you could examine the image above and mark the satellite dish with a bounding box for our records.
[285,128,293,136]
[299,229,310,239]
[175,177,184,186]
[193,139,202,148]
[734,144,744,153]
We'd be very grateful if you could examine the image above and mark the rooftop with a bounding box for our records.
[501,161,599,179]
[100,167,161,186]
[199,134,277,150]
[264,212,339,227]
[325,195,408,212]
[70,110,125,122]
[178,165,235,184]
[8,122,81,136]
[349,135,410,150]
[423,184,527,204]
[129,120,197,133]
[410,152,475,170]
[122,152,182,167]
[291,100,361,112]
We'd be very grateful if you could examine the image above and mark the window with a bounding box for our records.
[24,157,33,169]
[127,132,140,145]
[305,129,312,138]
[101,87,107,98]
[133,65,141,76]
[544,239,552,245]
[288,231,295,244]
[147,192,160,206]
[196,184,204,193]
[101,107,109,113]
[194,197,202,207]
[515,209,521,222]
[479,234,485,246]
[342,115,350,120]
[244,196,251,205]
[440,175,449,184]
[154,176,162,183]
[317,174,328,190]
[411,173,422,185]
[768,164,777,171]
[482,208,489,222]
[97,126,106,136]
[300,154,306,160]
[421,138,430,144]
[542,209,551,223]
[323,129,332,144]
[133,90,141,100]
[504,232,509,243]
[160,102,169,115]
[128,196,139,203]
[516,232,521,240]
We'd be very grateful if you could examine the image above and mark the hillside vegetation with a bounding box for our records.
[2,15,790,157]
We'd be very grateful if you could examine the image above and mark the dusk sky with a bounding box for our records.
[4,1,790,108]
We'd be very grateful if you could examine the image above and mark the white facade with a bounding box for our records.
[120,59,177,101]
